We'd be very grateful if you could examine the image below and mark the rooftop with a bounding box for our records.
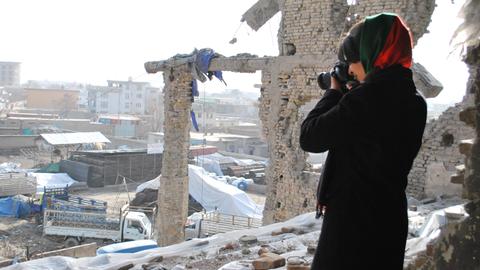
[40,132,111,145]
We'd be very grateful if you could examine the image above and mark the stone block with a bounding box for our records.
[451,174,464,184]
[253,253,286,270]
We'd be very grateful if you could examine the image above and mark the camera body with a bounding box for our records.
[317,61,355,91]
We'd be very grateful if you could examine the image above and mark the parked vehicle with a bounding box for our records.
[185,211,262,239]
[43,204,155,247]
[31,187,107,224]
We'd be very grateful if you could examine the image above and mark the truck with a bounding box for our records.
[43,204,155,247]
[31,187,107,224]
[185,211,262,239]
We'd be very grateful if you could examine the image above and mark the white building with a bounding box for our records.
[88,79,160,115]
[0,62,20,87]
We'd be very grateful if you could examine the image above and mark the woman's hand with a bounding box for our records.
[331,76,341,91]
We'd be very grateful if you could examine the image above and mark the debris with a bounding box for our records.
[117,263,134,270]
[222,242,239,251]
[281,227,295,234]
[286,256,310,270]
[307,244,316,255]
[271,230,283,236]
[239,235,258,245]
[257,247,269,256]
[421,197,436,204]
[252,253,286,270]
[242,248,251,255]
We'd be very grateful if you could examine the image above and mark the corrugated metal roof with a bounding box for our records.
[40,132,111,145]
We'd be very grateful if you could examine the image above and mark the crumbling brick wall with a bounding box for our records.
[262,0,436,224]
[406,42,480,270]
[408,99,475,199]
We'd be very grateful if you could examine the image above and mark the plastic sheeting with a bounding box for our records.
[0,162,22,173]
[0,196,31,218]
[4,212,321,270]
[188,165,263,219]
[135,165,263,218]
[404,204,467,262]
[194,155,223,176]
[31,173,78,193]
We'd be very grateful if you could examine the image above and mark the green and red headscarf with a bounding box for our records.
[339,13,413,74]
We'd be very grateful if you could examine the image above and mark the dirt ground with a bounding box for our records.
[0,181,266,262]
[0,217,63,261]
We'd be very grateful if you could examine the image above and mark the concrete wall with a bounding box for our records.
[0,135,37,150]
[31,243,97,259]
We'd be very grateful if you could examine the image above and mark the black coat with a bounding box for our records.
[300,65,427,270]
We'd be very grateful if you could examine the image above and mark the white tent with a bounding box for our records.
[136,165,263,219]
[188,165,263,219]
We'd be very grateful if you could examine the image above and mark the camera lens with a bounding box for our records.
[317,72,331,90]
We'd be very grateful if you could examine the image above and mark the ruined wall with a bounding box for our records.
[262,0,436,224]
[156,69,192,246]
[261,65,329,223]
[406,42,480,270]
[408,99,476,198]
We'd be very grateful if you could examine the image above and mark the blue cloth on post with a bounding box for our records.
[190,110,199,132]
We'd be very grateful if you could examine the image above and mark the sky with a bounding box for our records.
[0,0,467,105]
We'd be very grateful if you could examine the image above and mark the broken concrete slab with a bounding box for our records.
[411,62,443,98]
[241,0,282,31]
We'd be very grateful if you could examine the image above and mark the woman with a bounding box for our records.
[300,13,427,269]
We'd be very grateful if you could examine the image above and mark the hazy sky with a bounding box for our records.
[0,0,467,105]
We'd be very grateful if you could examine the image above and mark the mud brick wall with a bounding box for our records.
[407,99,476,198]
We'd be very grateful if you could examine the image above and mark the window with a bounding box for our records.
[100,101,108,108]
[136,93,142,98]
[128,220,143,233]
[125,93,130,99]
[136,103,142,108]
[125,102,130,109]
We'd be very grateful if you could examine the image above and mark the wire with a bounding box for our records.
[229,21,245,44]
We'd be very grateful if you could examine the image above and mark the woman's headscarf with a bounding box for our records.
[339,13,413,74]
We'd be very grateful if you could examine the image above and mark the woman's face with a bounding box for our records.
[349,62,366,82]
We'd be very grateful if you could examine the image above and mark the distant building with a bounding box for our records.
[87,79,161,115]
[25,88,79,111]
[26,80,87,109]
[0,62,21,86]
[97,114,142,137]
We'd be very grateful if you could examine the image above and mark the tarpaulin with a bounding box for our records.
[0,196,31,218]
[136,165,263,218]
[30,173,78,193]
[188,165,263,218]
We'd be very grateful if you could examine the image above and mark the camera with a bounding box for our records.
[317,61,355,91]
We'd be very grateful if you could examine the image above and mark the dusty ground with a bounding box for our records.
[0,217,63,261]
[0,181,266,262]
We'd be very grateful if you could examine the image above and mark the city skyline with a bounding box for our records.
[0,0,468,105]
